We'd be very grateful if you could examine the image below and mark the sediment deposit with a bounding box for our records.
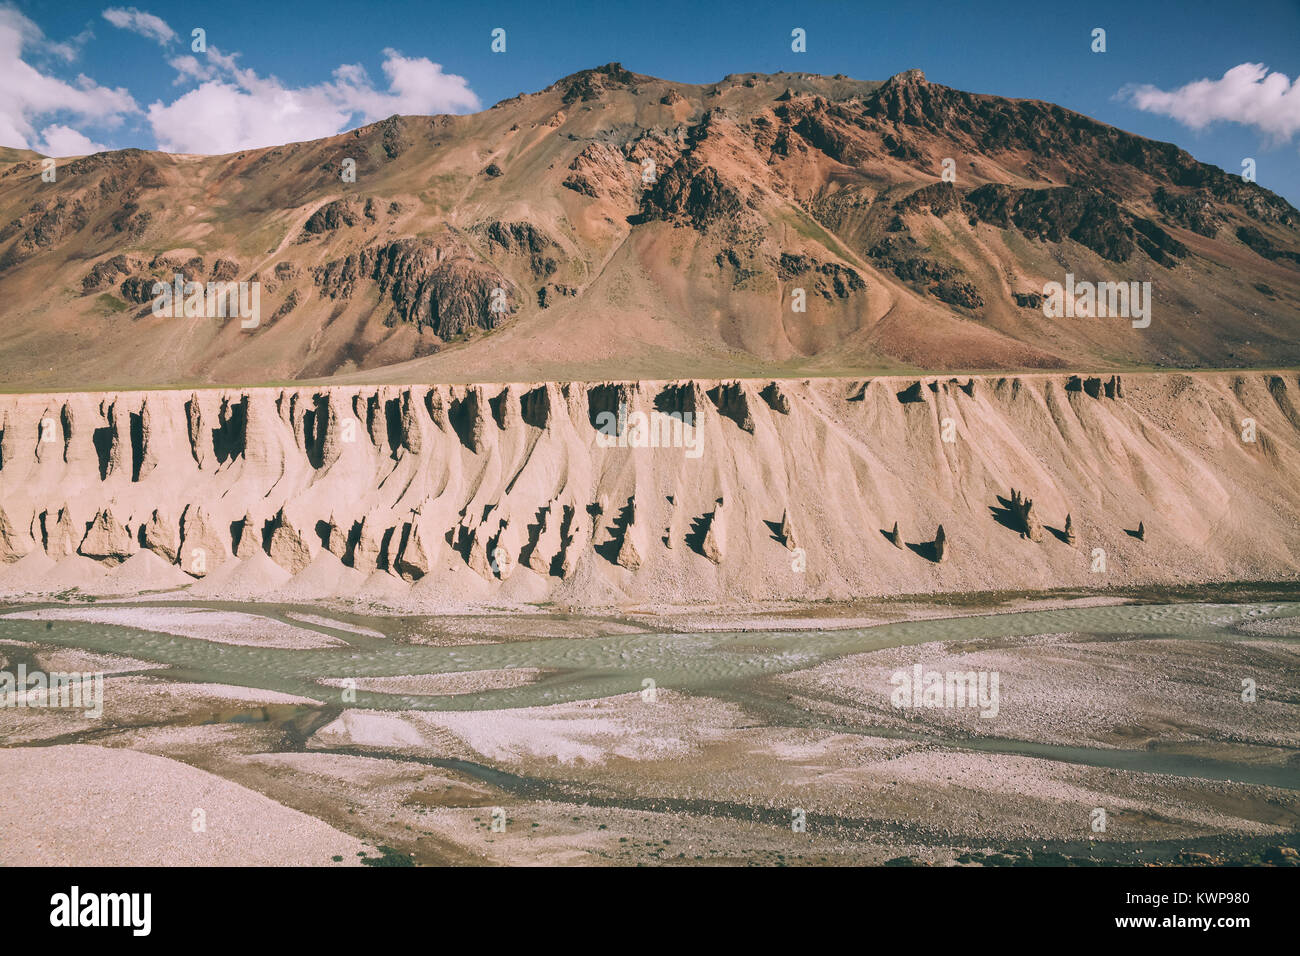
[1,371,1297,606]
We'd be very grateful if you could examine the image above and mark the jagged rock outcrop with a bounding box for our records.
[0,506,33,562]
[933,524,948,562]
[1136,521,1146,542]
[178,504,229,576]
[78,508,135,564]
[185,393,207,468]
[707,382,755,433]
[41,507,78,558]
[761,382,791,415]
[1008,489,1044,542]
[885,521,904,549]
[394,513,432,581]
[614,498,643,571]
[268,508,314,573]
[135,399,159,480]
[141,508,179,562]
[701,499,726,564]
[1064,513,1076,547]
[313,237,515,339]
[232,513,259,559]
[349,514,387,573]
[526,501,564,574]
[324,515,348,559]
[779,509,798,551]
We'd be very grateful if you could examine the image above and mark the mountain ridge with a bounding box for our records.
[1,63,1297,390]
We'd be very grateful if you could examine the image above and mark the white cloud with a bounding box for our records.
[1125,63,1300,143]
[0,6,138,153]
[38,124,108,156]
[101,6,175,46]
[147,47,480,154]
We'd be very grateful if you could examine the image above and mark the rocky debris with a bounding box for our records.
[867,234,974,303]
[267,508,314,573]
[81,253,145,293]
[777,253,866,300]
[760,382,791,414]
[1013,291,1043,309]
[0,506,33,562]
[178,504,229,576]
[303,198,364,235]
[1152,186,1221,237]
[553,62,639,104]
[707,382,755,433]
[1236,225,1300,264]
[964,183,1187,266]
[473,220,560,279]
[701,499,726,563]
[642,155,748,230]
[537,283,578,308]
[779,509,798,551]
[40,507,78,558]
[895,181,962,217]
[141,508,179,562]
[314,237,515,339]
[563,142,637,202]
[932,278,984,309]
[273,261,301,281]
[1008,489,1044,542]
[79,508,135,564]
[1064,513,1076,547]
[660,89,685,106]
[933,524,948,562]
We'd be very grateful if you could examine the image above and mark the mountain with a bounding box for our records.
[1,63,1298,391]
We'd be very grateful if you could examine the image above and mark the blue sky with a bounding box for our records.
[4,0,1300,203]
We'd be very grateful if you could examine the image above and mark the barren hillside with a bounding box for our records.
[1,64,1298,391]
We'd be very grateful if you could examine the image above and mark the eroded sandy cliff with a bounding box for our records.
[1,372,1297,607]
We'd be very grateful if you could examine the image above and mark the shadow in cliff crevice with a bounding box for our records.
[129,411,145,481]
[594,498,635,564]
[907,540,941,562]
[92,425,113,479]
[211,398,246,464]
